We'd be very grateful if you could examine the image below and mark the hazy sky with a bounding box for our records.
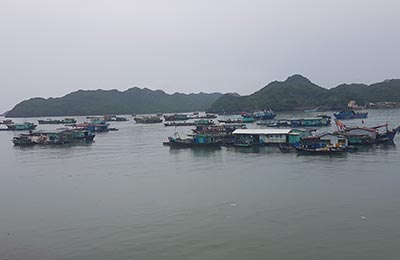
[1,0,399,112]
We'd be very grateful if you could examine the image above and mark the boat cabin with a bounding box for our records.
[319,133,348,147]
[232,129,292,145]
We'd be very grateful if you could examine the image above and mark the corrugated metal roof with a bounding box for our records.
[233,128,292,135]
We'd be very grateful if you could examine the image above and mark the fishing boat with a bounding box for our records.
[12,135,35,146]
[12,129,95,145]
[296,146,347,155]
[165,132,222,148]
[6,122,37,131]
[73,119,111,132]
[38,119,63,124]
[334,110,368,120]
[63,118,77,124]
[371,124,399,144]
[164,121,195,127]
[0,119,14,124]
[103,115,128,122]
[134,116,162,124]
[304,107,319,113]
[220,117,254,123]
[253,109,276,120]
[258,115,331,128]
[278,143,295,153]
[194,119,215,126]
[189,113,218,119]
[296,134,349,155]
[164,114,189,121]
[38,118,77,124]
[335,120,398,145]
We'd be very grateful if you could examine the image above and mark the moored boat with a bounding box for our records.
[295,133,349,155]
[38,119,63,124]
[0,119,14,124]
[164,114,189,121]
[12,129,95,145]
[134,116,162,124]
[334,110,368,120]
[253,109,276,120]
[104,115,128,122]
[164,133,222,148]
[6,122,37,131]
[164,121,194,127]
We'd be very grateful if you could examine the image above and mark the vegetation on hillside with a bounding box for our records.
[209,75,400,112]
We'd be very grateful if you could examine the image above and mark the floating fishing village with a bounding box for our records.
[2,107,399,155]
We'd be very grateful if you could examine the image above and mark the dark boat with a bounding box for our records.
[12,135,35,146]
[104,115,128,122]
[164,121,194,127]
[134,116,162,124]
[253,109,276,120]
[278,143,295,153]
[164,114,189,121]
[165,133,222,148]
[334,110,368,120]
[219,117,254,123]
[12,129,95,145]
[295,134,349,155]
[6,122,37,131]
[295,146,347,155]
[373,124,399,144]
[38,119,63,124]
[0,119,14,124]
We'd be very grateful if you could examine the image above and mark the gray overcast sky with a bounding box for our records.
[1,0,399,112]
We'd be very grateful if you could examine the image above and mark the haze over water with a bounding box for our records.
[1,109,400,260]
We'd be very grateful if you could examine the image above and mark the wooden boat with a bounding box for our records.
[219,117,254,124]
[6,122,37,131]
[296,146,347,155]
[12,129,95,145]
[165,133,222,148]
[103,115,128,122]
[12,135,35,146]
[74,120,111,132]
[334,110,368,120]
[335,121,398,145]
[164,114,189,121]
[278,143,295,153]
[257,115,331,128]
[164,121,195,127]
[63,118,77,124]
[38,119,63,124]
[373,124,399,144]
[304,107,319,113]
[0,119,14,124]
[134,116,162,124]
[296,133,349,154]
[253,109,276,120]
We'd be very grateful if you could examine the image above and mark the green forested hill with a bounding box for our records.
[209,75,400,112]
[6,88,223,117]
[6,76,400,117]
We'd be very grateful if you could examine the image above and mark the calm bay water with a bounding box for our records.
[1,109,400,260]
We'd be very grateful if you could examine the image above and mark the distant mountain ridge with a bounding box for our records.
[6,75,400,117]
[6,88,223,117]
[208,75,400,112]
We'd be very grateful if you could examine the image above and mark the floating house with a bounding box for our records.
[297,133,349,154]
[319,133,348,147]
[12,129,95,145]
[6,122,37,131]
[134,116,162,124]
[341,127,376,144]
[334,110,368,120]
[164,114,189,121]
[232,129,293,145]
